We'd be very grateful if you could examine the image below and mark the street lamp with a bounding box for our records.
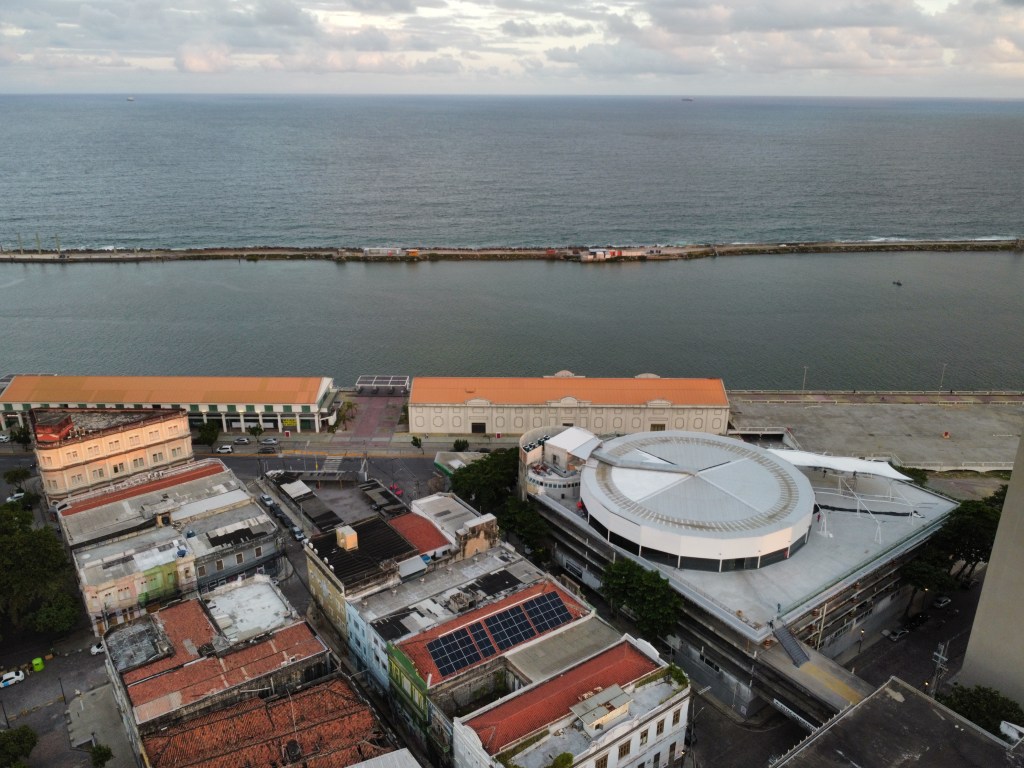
[858,629,865,654]
[939,362,948,391]
[801,366,809,393]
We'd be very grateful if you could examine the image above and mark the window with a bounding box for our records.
[91,468,105,479]
[227,405,237,413]
[47,479,58,490]
[595,756,608,768]
[283,405,293,413]
[112,462,126,475]
[152,452,164,462]
[132,457,145,469]
[672,709,681,726]
[129,435,141,447]
[197,565,206,577]
[640,729,649,746]
[255,546,263,558]
[301,405,311,413]
[653,753,660,768]
[68,449,79,460]
[168,425,178,434]
[216,560,224,572]
[656,719,665,736]
[650,423,666,432]
[235,553,244,565]
[618,742,631,759]
[245,405,255,413]
[189,404,200,413]
[41,455,52,466]
[149,430,159,439]
[209,405,219,412]
[87,445,100,457]
[72,473,84,486]
[264,405,274,413]
[171,447,182,458]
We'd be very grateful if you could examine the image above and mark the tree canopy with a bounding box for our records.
[450,449,519,516]
[932,487,1005,580]
[3,467,32,489]
[195,422,220,447]
[938,684,1024,738]
[0,725,38,768]
[601,558,682,641]
[0,502,79,639]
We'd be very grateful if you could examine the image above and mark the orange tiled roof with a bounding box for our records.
[409,376,728,407]
[124,601,326,724]
[396,581,588,686]
[389,513,450,554]
[59,461,226,516]
[466,641,659,755]
[0,375,329,405]
[143,677,391,768]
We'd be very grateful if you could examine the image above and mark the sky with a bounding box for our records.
[1,0,1023,96]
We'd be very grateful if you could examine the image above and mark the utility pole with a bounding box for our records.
[929,640,949,696]
[939,362,948,391]
[801,366,809,393]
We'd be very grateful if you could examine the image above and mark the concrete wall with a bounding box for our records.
[960,436,1024,702]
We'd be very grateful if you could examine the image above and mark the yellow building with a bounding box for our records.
[409,373,730,437]
[32,408,193,501]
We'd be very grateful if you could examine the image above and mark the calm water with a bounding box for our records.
[1,252,1021,390]
[0,95,1022,249]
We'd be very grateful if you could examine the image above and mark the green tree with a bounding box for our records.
[453,438,470,452]
[601,559,682,641]
[900,546,958,616]
[935,498,1001,580]
[196,422,220,447]
[499,498,550,554]
[9,425,32,451]
[3,467,32,489]
[247,425,265,441]
[90,743,114,768]
[937,684,1024,737]
[32,590,81,634]
[450,449,519,515]
[0,725,38,767]
[411,436,423,453]
[337,400,357,430]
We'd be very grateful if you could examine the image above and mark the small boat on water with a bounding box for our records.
[892,280,903,286]
[126,96,135,102]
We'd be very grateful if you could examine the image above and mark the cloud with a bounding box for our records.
[175,42,233,73]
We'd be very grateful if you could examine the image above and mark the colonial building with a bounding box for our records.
[408,373,729,438]
[32,408,192,502]
[0,374,339,433]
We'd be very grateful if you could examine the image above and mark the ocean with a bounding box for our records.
[1,95,1021,390]
[1,95,1022,249]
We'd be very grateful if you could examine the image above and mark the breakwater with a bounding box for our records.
[2,239,1022,265]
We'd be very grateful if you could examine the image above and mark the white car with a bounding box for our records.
[5,492,25,504]
[215,445,233,454]
[259,437,279,446]
[1,670,25,687]
[90,643,105,656]
[0,434,10,443]
[259,494,273,506]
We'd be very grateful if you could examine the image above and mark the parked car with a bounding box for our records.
[215,445,233,454]
[291,526,306,542]
[258,446,277,454]
[259,494,273,506]
[5,492,25,504]
[0,434,10,443]
[260,437,279,446]
[888,629,909,643]
[90,642,105,656]
[234,436,251,444]
[907,613,930,630]
[933,595,952,609]
[1,670,25,687]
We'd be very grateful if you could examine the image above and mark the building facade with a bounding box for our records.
[32,408,192,501]
[409,374,729,437]
[0,375,338,433]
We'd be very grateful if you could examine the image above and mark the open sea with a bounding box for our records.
[1,95,1022,389]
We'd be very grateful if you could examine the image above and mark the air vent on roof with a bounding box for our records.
[285,739,302,762]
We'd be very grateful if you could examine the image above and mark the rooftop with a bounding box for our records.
[308,516,419,593]
[389,512,452,554]
[1,374,332,406]
[58,460,243,548]
[113,584,324,725]
[75,526,188,586]
[183,505,277,560]
[410,493,493,541]
[33,407,182,439]
[396,580,590,687]
[774,677,1020,768]
[410,376,729,407]
[505,615,622,682]
[142,677,391,768]
[465,640,664,757]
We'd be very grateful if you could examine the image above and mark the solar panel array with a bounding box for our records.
[424,591,577,678]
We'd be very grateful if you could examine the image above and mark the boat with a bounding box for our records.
[126,96,135,102]
[892,280,903,286]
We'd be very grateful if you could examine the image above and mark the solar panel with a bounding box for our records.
[484,606,536,650]
[470,622,497,658]
[427,628,481,677]
[523,592,573,633]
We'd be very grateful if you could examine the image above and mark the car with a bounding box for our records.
[234,436,251,444]
[291,526,306,541]
[0,434,10,443]
[1,670,25,687]
[5,492,25,504]
[90,642,105,656]
[259,494,273,506]
[478,447,491,453]
[907,613,930,630]
[260,437,279,446]
[888,629,909,643]
[215,445,233,454]
[258,446,277,454]
[933,595,953,609]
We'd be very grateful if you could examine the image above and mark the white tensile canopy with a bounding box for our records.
[768,449,911,482]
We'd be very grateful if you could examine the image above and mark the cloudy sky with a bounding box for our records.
[2,0,1023,96]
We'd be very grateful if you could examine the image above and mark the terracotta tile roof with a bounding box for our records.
[0,375,329,405]
[143,677,392,768]
[389,513,450,554]
[59,461,226,516]
[124,601,326,724]
[466,641,659,755]
[409,376,728,407]
[396,581,588,687]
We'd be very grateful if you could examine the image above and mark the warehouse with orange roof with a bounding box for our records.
[0,374,339,433]
[408,372,729,437]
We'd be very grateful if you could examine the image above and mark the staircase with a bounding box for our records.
[773,624,811,667]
